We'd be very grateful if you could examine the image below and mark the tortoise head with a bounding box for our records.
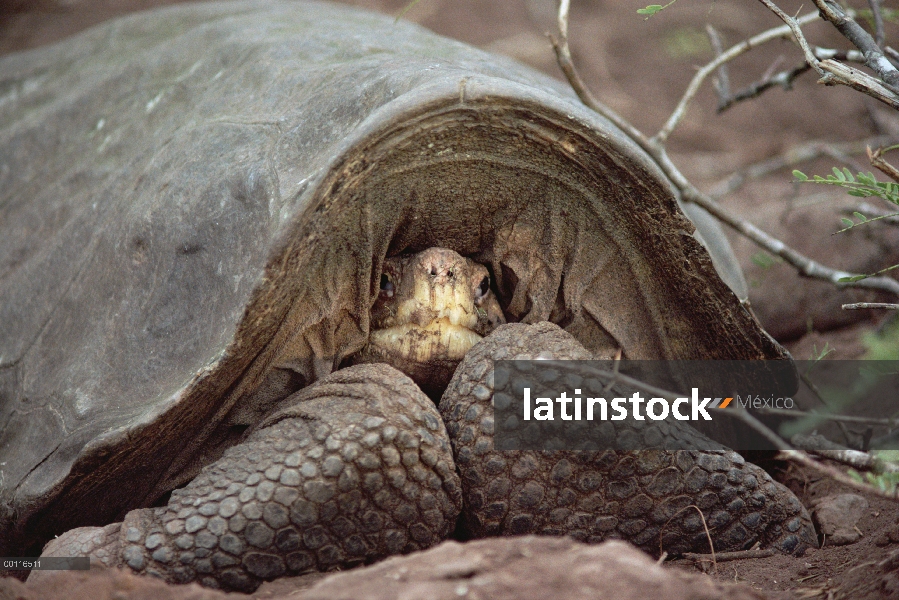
[353,247,505,394]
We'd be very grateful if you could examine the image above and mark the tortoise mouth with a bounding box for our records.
[355,320,482,393]
[369,320,483,364]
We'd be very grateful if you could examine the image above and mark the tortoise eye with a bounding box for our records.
[380,273,395,298]
[476,275,489,300]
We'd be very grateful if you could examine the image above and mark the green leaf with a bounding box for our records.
[847,189,870,197]
[637,4,664,15]
[832,167,846,181]
[751,252,776,269]
[841,217,855,226]
[858,172,877,185]
[843,167,855,182]
[638,0,678,17]
[792,170,809,182]
[839,274,869,282]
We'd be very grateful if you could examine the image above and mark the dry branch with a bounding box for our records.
[812,0,899,94]
[756,0,899,109]
[842,302,899,309]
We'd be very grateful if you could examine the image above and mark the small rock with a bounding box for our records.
[811,493,869,545]
[874,519,899,546]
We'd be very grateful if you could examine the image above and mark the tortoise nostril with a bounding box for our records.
[448,269,454,278]
[430,266,437,276]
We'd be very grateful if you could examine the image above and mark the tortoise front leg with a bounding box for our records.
[440,322,817,556]
[41,364,461,592]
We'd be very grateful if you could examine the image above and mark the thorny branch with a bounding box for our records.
[757,0,899,109]
[812,0,899,94]
[716,48,867,114]
[550,0,899,297]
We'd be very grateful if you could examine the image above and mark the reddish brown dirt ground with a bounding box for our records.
[3,0,899,598]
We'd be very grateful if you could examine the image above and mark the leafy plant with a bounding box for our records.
[848,467,899,494]
[792,167,899,218]
[809,341,833,362]
[863,318,899,360]
[792,163,899,282]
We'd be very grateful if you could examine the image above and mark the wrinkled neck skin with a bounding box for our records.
[352,247,505,395]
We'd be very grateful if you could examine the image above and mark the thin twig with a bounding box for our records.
[683,548,775,562]
[548,3,647,147]
[705,24,731,110]
[661,505,715,568]
[779,449,899,500]
[842,302,899,309]
[814,46,867,64]
[557,0,569,40]
[654,11,821,144]
[845,203,899,225]
[888,46,899,66]
[714,46,869,113]
[798,370,853,445]
[717,63,811,113]
[868,146,899,183]
[868,0,885,48]
[755,0,827,77]
[791,433,899,473]
[722,405,793,450]
[812,0,899,94]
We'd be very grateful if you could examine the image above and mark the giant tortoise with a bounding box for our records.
[1,0,813,592]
